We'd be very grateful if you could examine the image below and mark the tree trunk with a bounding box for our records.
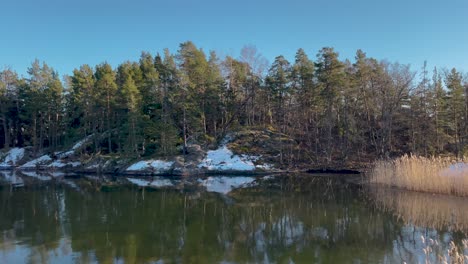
[1,113,9,149]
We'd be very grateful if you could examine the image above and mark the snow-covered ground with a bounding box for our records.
[126,160,174,173]
[197,136,272,171]
[1,135,273,174]
[200,176,256,194]
[12,137,89,170]
[47,160,81,168]
[56,135,92,158]
[0,148,25,168]
[20,155,52,169]
[198,146,257,171]
[71,136,92,151]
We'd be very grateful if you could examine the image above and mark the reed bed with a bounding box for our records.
[370,155,468,196]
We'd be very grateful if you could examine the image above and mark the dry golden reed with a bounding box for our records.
[370,155,468,196]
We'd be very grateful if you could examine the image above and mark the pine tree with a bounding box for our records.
[291,49,317,159]
[69,65,96,138]
[265,55,291,128]
[0,68,18,149]
[315,48,345,163]
[117,62,142,155]
[445,68,465,156]
[94,63,117,153]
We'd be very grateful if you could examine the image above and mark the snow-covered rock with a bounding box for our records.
[198,146,256,171]
[71,136,92,151]
[20,155,52,169]
[197,135,273,172]
[86,164,99,169]
[56,135,93,158]
[200,176,256,194]
[47,160,81,168]
[48,160,67,168]
[16,137,90,170]
[56,150,74,159]
[255,163,273,170]
[126,160,174,173]
[0,148,25,168]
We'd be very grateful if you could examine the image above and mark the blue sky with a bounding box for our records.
[2,0,468,77]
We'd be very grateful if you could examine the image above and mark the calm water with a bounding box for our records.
[0,171,467,264]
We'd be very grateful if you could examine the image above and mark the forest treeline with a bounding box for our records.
[0,41,467,167]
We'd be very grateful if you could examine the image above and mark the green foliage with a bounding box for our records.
[0,42,467,167]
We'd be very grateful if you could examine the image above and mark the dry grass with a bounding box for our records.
[370,155,468,196]
[426,238,468,264]
[422,237,468,264]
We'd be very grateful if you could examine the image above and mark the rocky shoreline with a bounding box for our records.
[0,137,287,177]
[0,132,363,176]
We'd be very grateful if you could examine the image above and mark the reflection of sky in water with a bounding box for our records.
[0,237,79,264]
[0,172,467,263]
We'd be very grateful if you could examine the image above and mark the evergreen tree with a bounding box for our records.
[0,68,18,149]
[265,55,291,128]
[315,48,345,162]
[94,62,117,153]
[445,68,465,156]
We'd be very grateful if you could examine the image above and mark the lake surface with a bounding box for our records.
[0,171,467,264]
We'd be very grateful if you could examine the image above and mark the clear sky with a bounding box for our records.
[2,0,468,77]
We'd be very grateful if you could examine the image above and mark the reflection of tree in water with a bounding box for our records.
[0,185,66,263]
[60,177,396,263]
[0,176,466,263]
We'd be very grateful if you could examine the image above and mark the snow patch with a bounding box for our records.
[55,135,92,158]
[126,160,173,172]
[0,148,25,167]
[86,164,99,169]
[71,136,91,150]
[200,176,256,194]
[20,155,52,169]
[48,160,67,168]
[198,146,256,171]
[256,163,273,170]
[198,136,273,171]
[69,161,81,167]
[56,151,74,159]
